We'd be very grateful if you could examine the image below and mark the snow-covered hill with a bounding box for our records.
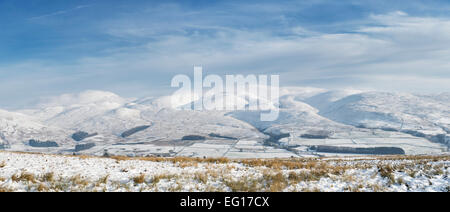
[20,90,130,129]
[318,92,450,140]
[1,87,448,157]
[0,109,72,149]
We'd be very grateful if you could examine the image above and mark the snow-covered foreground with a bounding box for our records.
[0,151,448,192]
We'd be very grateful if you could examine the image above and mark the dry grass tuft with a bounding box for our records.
[41,172,54,182]
[133,174,146,184]
[0,185,13,192]
[223,176,260,192]
[69,174,89,187]
[12,172,36,183]
[97,175,109,185]
[151,174,178,185]
[264,172,288,192]
[377,164,395,184]
[37,183,48,192]
[194,172,208,184]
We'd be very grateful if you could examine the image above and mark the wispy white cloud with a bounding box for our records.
[29,4,91,20]
[93,11,450,81]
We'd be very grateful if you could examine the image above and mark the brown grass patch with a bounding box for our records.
[133,174,146,184]
[194,172,208,184]
[263,172,288,192]
[97,175,109,185]
[69,174,89,187]
[0,185,13,192]
[37,183,48,192]
[223,176,260,192]
[41,172,54,182]
[12,172,36,183]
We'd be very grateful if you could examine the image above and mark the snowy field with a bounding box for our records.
[0,151,448,192]
[288,136,446,155]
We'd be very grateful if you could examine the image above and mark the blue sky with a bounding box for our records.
[1,0,450,108]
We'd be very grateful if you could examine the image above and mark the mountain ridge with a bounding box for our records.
[1,87,448,157]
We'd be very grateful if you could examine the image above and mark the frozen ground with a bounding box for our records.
[0,151,448,192]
